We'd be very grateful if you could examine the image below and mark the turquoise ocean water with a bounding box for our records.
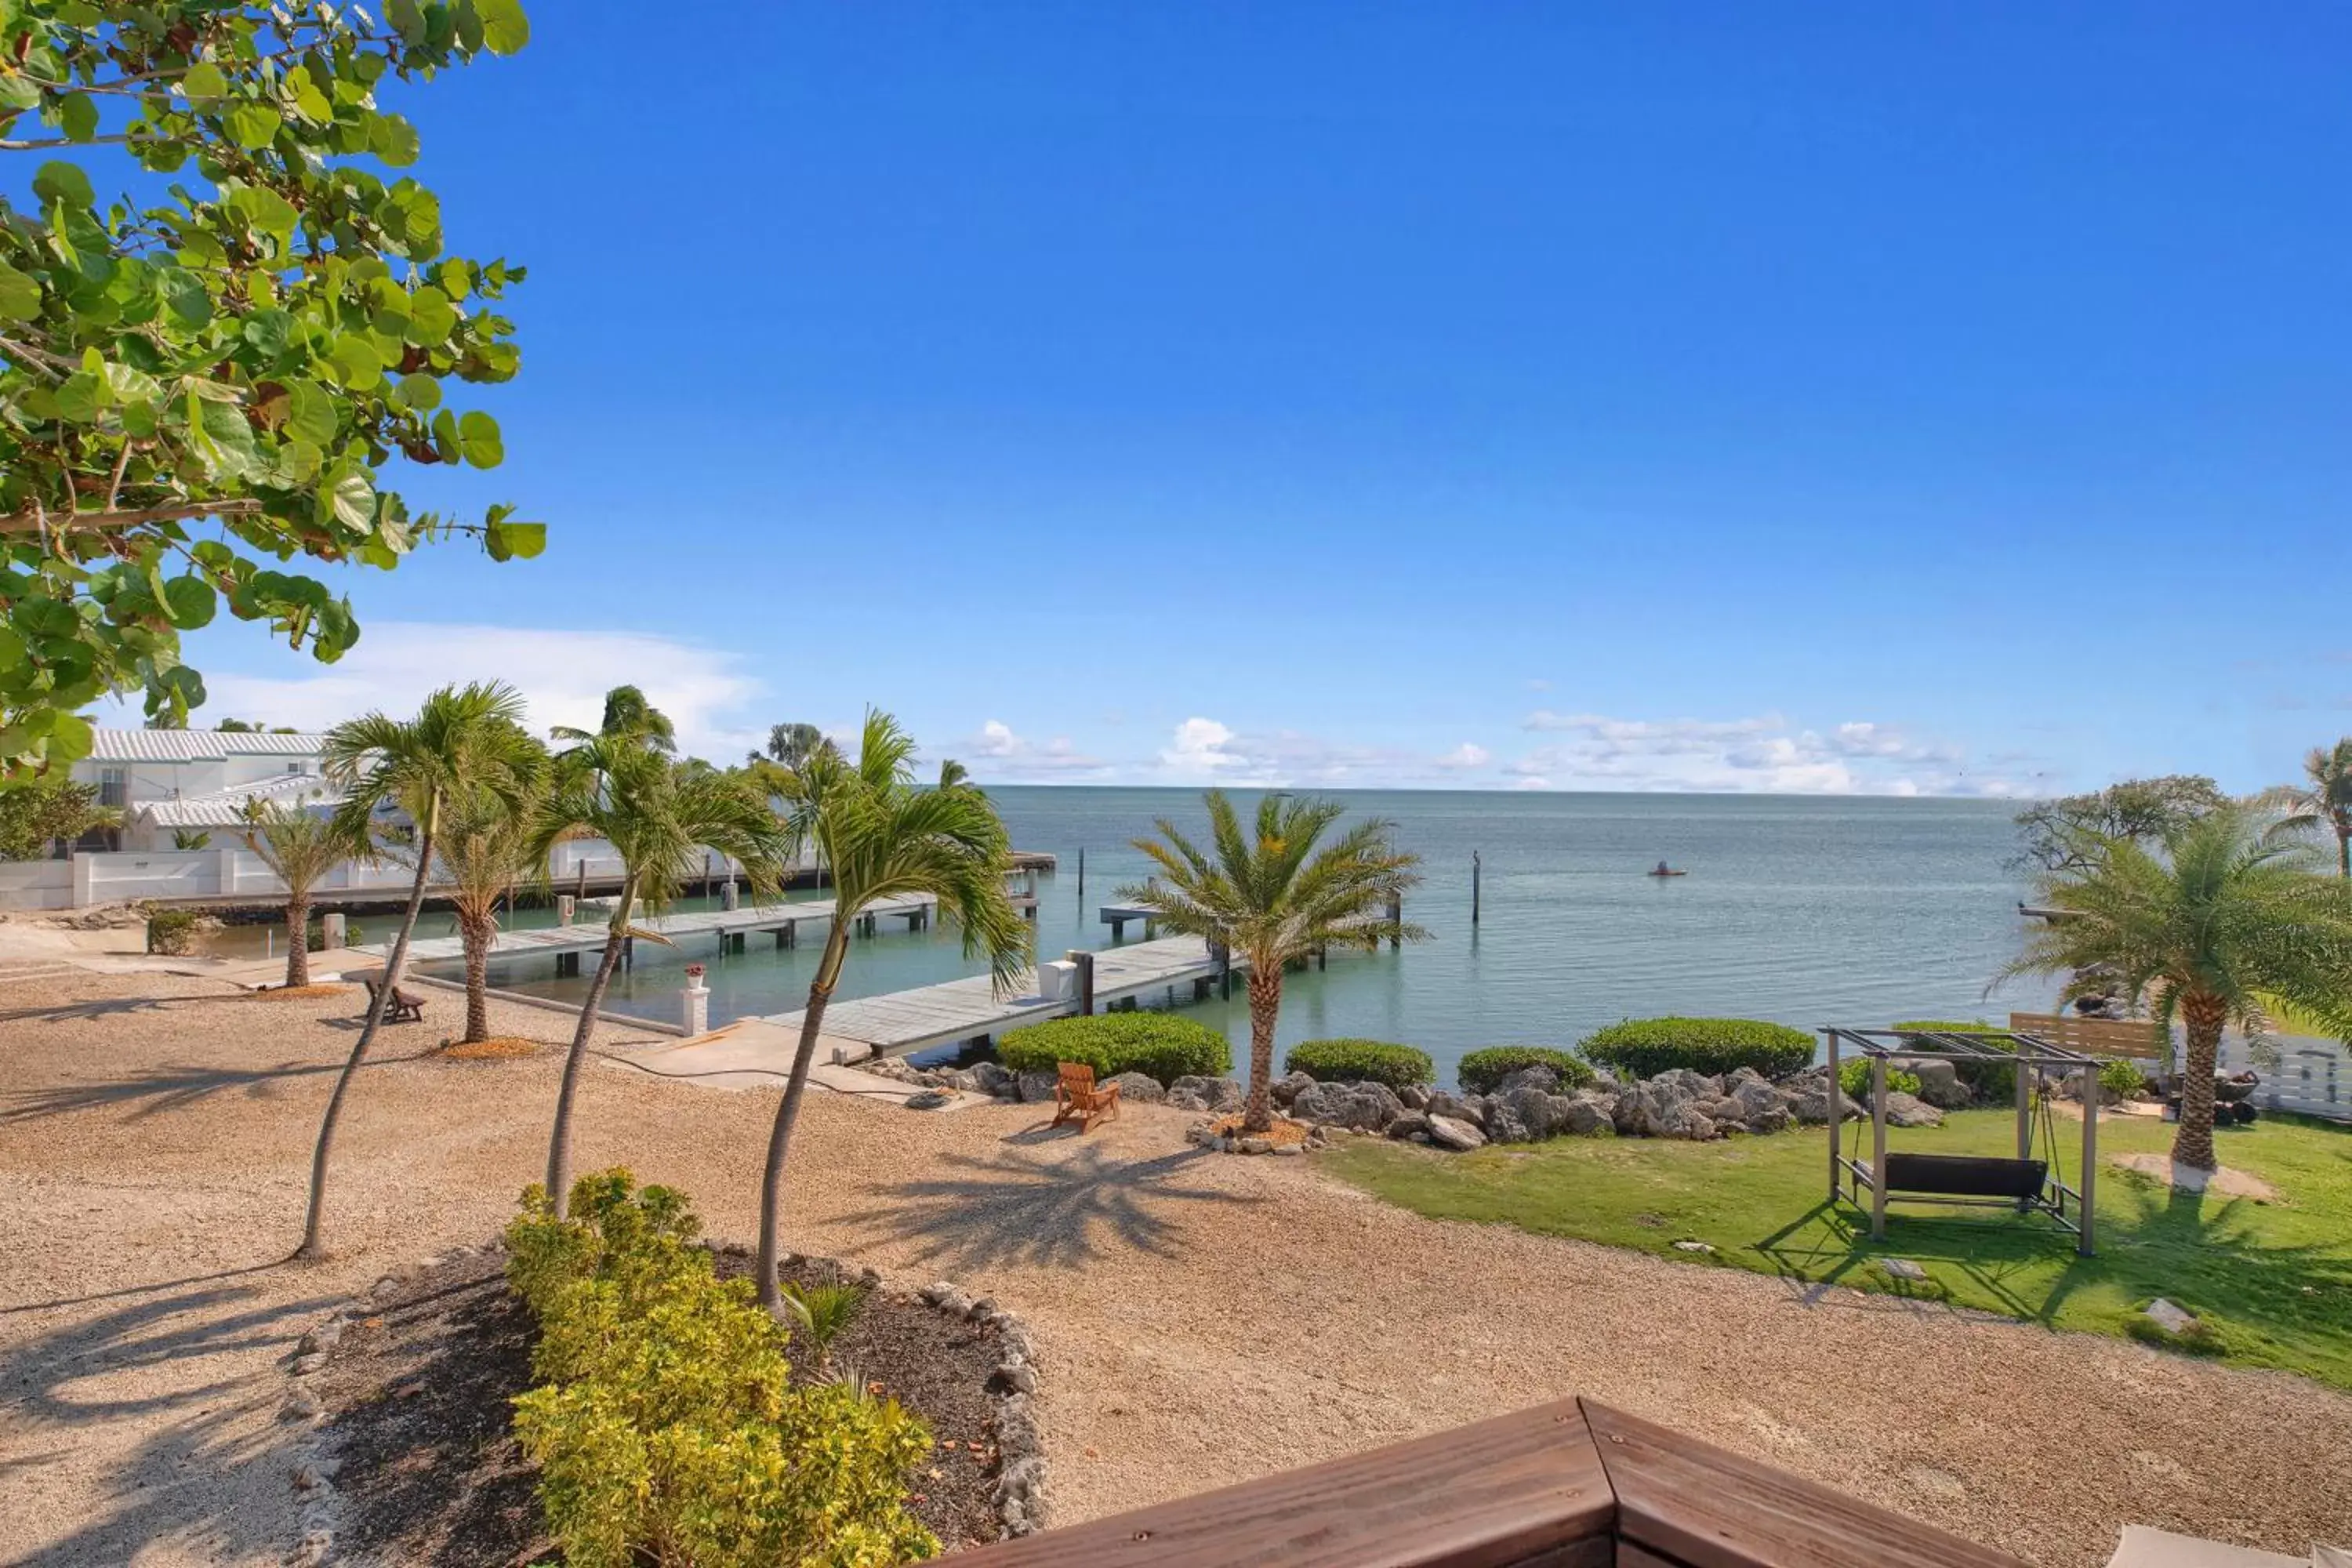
[434,788,2049,1083]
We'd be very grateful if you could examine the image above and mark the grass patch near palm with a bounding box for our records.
[1323,1108,2352,1391]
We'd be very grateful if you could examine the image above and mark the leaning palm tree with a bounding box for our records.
[296,682,542,1259]
[753,710,1029,1319]
[2003,802,2352,1171]
[550,684,676,754]
[436,770,554,1045]
[2263,738,2352,878]
[240,799,363,990]
[539,736,790,1217]
[1120,791,1425,1133]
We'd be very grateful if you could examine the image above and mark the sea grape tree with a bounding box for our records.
[0,1,539,784]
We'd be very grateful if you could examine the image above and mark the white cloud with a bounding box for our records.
[1158,717,1258,779]
[183,622,766,760]
[1509,710,2024,797]
[1436,742,1492,769]
[960,720,1108,780]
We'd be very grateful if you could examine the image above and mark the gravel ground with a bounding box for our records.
[2,967,2348,1566]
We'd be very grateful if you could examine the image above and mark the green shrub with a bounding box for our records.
[2100,1058,2148,1101]
[1284,1037,1436,1089]
[1457,1046,1596,1094]
[1893,1020,2014,1104]
[505,1172,937,1568]
[1579,1017,1815,1080]
[1838,1058,1922,1102]
[998,1012,1229,1083]
[144,907,202,956]
[781,1280,867,1368]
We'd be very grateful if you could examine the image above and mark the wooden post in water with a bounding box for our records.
[1472,851,1481,926]
[1386,894,1403,950]
[1076,848,1084,898]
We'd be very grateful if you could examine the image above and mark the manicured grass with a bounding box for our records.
[1324,1108,2352,1391]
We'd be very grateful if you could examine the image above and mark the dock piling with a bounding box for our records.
[1472,851,1481,926]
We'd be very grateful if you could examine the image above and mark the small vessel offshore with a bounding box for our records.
[1647,861,1688,877]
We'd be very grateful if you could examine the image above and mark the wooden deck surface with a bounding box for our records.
[762,934,1242,1059]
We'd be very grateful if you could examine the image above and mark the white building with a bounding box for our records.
[70,729,342,852]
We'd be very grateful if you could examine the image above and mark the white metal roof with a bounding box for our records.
[86,728,328,764]
[134,773,343,828]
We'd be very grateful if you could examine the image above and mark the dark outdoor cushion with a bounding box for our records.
[1882,1152,2048,1200]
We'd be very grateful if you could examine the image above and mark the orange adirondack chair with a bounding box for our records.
[1051,1062,1122,1131]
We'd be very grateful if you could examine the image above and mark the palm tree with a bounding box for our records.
[296,682,541,1259]
[2264,739,2352,878]
[753,710,1029,1318]
[1120,791,1425,1133]
[239,800,362,990]
[759,720,827,770]
[539,734,790,1218]
[436,768,554,1045]
[2004,803,2352,1171]
[552,684,675,754]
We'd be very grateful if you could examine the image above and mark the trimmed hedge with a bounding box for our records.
[1578,1017,1814,1080]
[1457,1046,1596,1094]
[999,1012,1230,1084]
[1284,1037,1435,1090]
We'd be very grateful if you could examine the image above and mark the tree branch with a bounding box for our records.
[0,133,158,151]
[0,499,263,536]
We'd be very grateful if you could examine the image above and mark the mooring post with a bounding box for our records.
[1472,851,1481,925]
[1076,847,1085,898]
[1068,949,1095,1017]
[575,860,588,902]
[1212,938,1232,999]
[1386,893,1403,950]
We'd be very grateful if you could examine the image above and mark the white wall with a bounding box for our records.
[0,837,804,911]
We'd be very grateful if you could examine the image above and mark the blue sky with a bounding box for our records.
[163,4,2352,796]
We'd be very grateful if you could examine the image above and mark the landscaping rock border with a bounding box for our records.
[281,1241,1050,1563]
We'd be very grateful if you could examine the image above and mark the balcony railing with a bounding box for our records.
[954,1396,2022,1568]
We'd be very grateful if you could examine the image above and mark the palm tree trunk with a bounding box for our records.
[296,827,432,1260]
[546,879,635,1219]
[285,892,310,989]
[2172,991,2227,1172]
[2336,825,2348,880]
[1241,964,1282,1133]
[759,922,850,1318]
[459,912,493,1044]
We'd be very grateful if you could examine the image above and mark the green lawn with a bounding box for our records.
[1324,1108,2352,1391]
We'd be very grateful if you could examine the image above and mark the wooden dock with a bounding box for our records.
[764,934,1259,1061]
[341,891,940,975]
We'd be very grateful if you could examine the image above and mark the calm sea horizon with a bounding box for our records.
[448,786,2056,1082]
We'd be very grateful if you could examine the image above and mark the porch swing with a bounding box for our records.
[1821,1025,2103,1256]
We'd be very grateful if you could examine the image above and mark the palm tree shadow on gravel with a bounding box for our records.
[2,1047,439,1124]
[0,1280,343,1566]
[849,1145,1256,1272]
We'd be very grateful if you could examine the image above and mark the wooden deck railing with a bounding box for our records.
[953,1396,2023,1568]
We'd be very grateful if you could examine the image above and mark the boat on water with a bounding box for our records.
[1647,862,1688,878]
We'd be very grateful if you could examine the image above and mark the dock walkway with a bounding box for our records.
[763,934,1243,1061]
[343,891,939,970]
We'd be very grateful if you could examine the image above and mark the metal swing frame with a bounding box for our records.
[1821,1025,2101,1257]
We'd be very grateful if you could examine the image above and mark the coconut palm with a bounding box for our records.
[2003,802,2352,1171]
[539,732,791,1217]
[1120,791,1425,1134]
[2263,739,2352,878]
[239,800,364,990]
[551,684,675,754]
[753,710,1029,1319]
[436,768,555,1045]
[296,682,542,1258]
